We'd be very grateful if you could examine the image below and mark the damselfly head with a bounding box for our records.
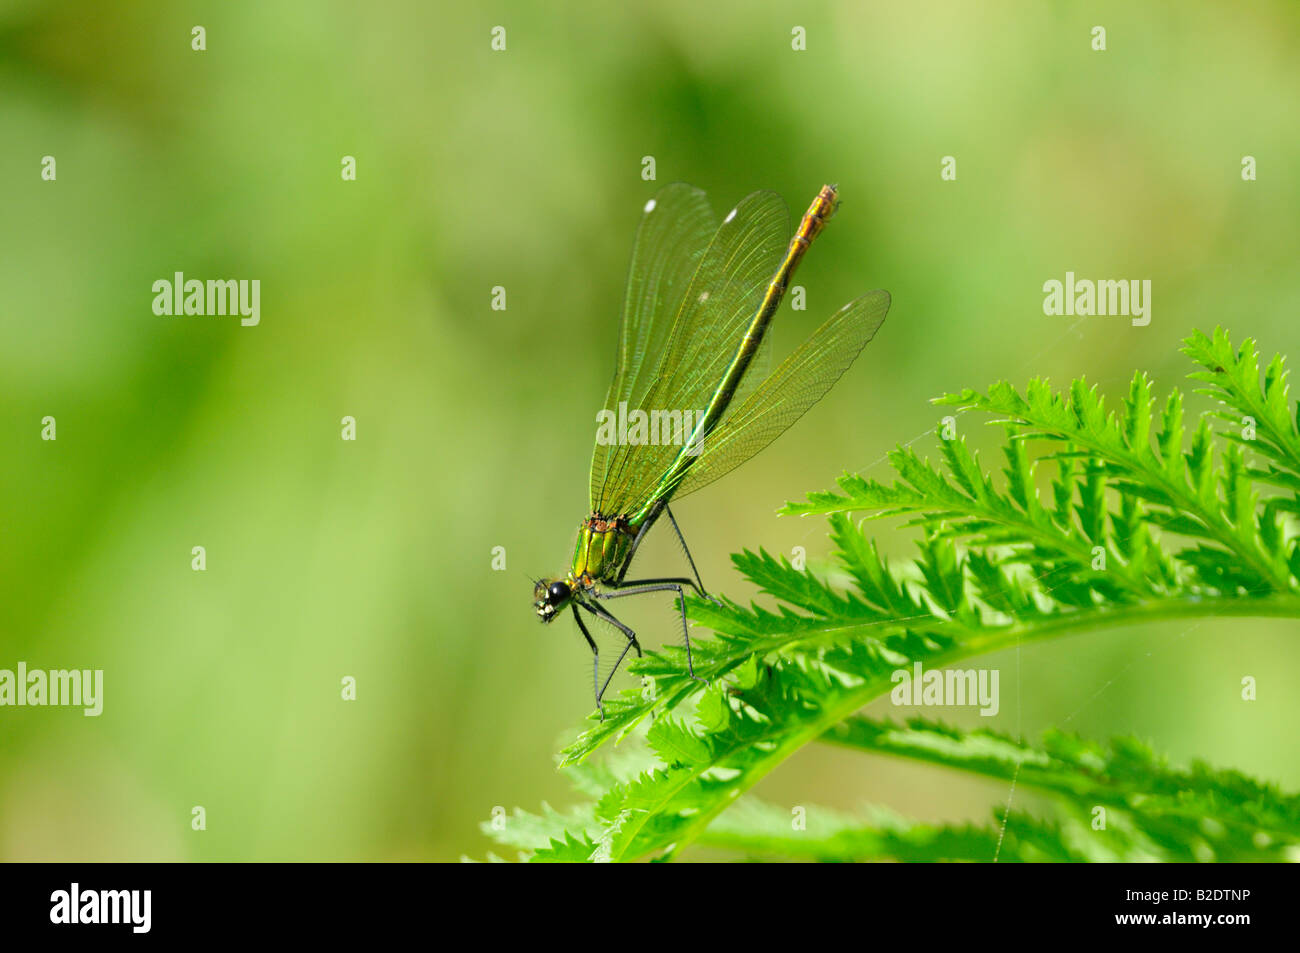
[534,578,572,622]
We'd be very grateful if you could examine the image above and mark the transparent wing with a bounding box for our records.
[666,289,891,500]
[592,190,790,516]
[589,184,717,512]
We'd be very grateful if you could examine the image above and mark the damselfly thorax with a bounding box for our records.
[570,513,639,586]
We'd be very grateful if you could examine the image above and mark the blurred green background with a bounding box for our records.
[1,0,1297,861]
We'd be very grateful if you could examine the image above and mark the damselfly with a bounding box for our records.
[533,183,890,717]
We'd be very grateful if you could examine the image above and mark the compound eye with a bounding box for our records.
[548,581,571,602]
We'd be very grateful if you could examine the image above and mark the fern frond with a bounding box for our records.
[698,798,1080,862]
[1182,327,1300,494]
[489,329,1300,862]
[824,717,1300,859]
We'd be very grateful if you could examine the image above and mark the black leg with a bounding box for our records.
[615,504,717,605]
[666,505,712,597]
[615,500,662,585]
[578,600,643,719]
[585,599,643,655]
[596,582,705,682]
[572,609,602,718]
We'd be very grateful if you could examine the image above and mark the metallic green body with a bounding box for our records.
[624,186,838,528]
[568,517,639,586]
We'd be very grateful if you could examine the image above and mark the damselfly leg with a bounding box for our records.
[597,580,707,683]
[575,599,643,719]
[600,507,716,686]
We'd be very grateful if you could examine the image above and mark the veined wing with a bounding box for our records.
[589,184,716,512]
[661,289,891,501]
[592,189,790,516]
